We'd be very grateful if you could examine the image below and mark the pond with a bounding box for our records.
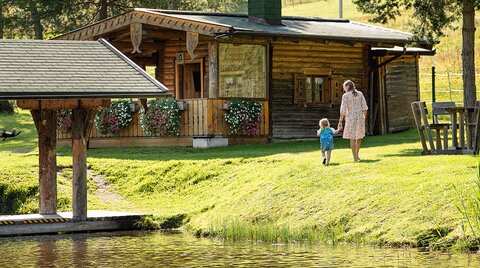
[1,231,479,267]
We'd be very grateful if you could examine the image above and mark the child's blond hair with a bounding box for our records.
[319,118,330,129]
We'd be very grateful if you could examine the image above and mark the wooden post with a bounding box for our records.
[443,125,449,150]
[208,42,218,98]
[452,112,458,148]
[466,111,472,150]
[31,110,57,214]
[72,109,89,221]
[459,110,465,148]
[435,129,442,150]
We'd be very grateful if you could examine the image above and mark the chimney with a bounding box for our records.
[248,0,282,25]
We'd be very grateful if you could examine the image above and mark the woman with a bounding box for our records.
[338,80,368,161]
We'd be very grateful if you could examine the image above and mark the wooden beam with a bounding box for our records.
[110,41,163,50]
[107,28,131,42]
[130,57,158,67]
[72,109,89,221]
[31,110,57,214]
[143,30,184,40]
[208,42,218,98]
[17,99,110,110]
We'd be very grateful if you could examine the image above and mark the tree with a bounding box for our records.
[4,0,71,39]
[352,0,477,107]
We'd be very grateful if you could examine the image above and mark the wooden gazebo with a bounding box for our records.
[0,39,167,220]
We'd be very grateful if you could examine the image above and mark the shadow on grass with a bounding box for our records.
[2,111,424,161]
[86,141,321,161]
[380,148,423,157]
[86,130,420,162]
[358,159,381,163]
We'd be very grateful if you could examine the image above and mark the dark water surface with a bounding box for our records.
[0,231,479,267]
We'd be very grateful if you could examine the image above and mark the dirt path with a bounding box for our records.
[87,169,125,204]
[57,167,137,211]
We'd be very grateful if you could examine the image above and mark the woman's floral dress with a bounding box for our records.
[340,90,368,140]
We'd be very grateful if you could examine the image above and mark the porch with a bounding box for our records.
[57,98,270,148]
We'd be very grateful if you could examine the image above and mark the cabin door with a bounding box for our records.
[175,59,204,99]
[384,58,417,133]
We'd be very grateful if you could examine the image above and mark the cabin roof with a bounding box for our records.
[56,9,416,46]
[0,38,168,100]
[151,9,413,44]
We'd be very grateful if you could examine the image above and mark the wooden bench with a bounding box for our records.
[411,101,450,154]
[412,101,480,155]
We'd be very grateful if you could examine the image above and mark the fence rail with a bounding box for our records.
[419,69,480,104]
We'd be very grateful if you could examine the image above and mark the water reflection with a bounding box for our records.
[37,239,57,268]
[72,235,88,268]
[0,231,478,267]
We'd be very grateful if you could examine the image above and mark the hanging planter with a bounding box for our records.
[94,99,134,135]
[176,100,188,110]
[222,101,230,110]
[140,98,180,136]
[224,99,262,135]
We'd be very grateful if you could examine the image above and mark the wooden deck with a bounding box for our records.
[57,98,270,147]
[0,210,148,236]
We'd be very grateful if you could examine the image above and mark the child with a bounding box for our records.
[317,118,342,165]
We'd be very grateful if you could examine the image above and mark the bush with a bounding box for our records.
[140,98,180,136]
[94,100,134,135]
[225,99,263,135]
[0,100,14,114]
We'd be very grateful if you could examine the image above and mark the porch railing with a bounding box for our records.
[57,99,269,140]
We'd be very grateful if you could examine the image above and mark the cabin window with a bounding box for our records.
[294,74,329,105]
[218,43,267,98]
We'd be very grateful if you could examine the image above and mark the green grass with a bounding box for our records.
[1,110,478,248]
[283,0,480,105]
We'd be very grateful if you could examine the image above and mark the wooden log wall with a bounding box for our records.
[383,55,419,133]
[161,38,210,96]
[271,40,369,139]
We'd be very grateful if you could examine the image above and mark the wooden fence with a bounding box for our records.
[58,98,269,140]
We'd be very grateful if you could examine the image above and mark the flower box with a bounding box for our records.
[222,101,230,110]
[177,101,188,110]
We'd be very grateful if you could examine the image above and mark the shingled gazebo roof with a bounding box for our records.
[0,38,168,99]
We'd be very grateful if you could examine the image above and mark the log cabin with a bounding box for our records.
[54,0,435,147]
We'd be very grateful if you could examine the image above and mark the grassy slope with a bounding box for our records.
[283,0,480,104]
[2,111,475,246]
[86,133,476,246]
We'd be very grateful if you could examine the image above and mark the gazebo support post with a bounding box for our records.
[31,110,58,214]
[71,108,92,221]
